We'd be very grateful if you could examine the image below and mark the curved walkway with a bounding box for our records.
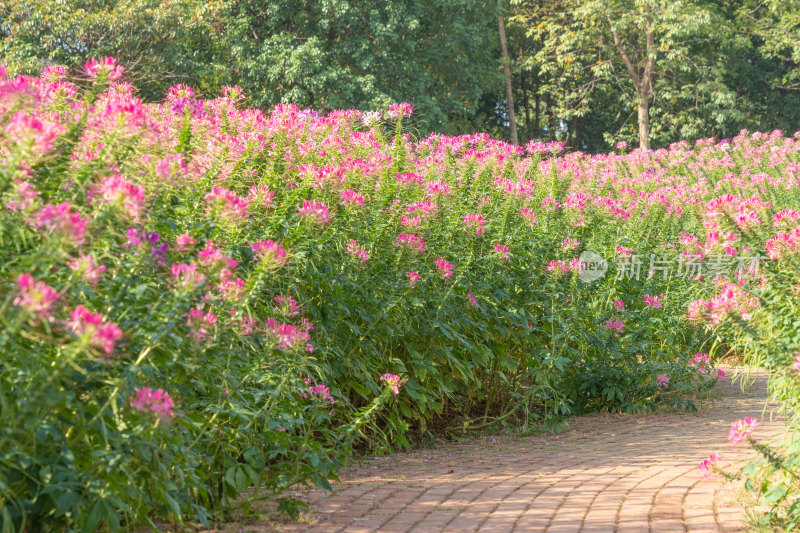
[276,367,787,532]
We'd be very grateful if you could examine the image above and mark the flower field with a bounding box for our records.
[2,59,800,530]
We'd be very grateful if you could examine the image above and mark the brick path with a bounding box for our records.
[273,367,786,532]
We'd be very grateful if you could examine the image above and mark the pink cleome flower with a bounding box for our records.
[698,453,722,479]
[520,208,538,225]
[308,384,334,405]
[656,374,670,390]
[131,387,175,421]
[728,417,758,444]
[604,318,624,333]
[4,179,38,212]
[5,111,58,155]
[67,252,106,286]
[386,102,413,119]
[380,373,402,395]
[91,174,146,220]
[298,200,331,225]
[345,240,369,263]
[644,293,664,308]
[171,263,206,288]
[175,232,197,251]
[204,186,249,220]
[463,214,487,235]
[246,185,275,209]
[493,244,510,259]
[561,238,580,250]
[67,305,123,356]
[251,239,289,268]
[407,271,420,286]
[267,317,312,351]
[185,305,217,344]
[613,300,625,310]
[84,57,124,81]
[274,296,300,317]
[396,233,426,253]
[32,202,88,245]
[340,189,366,206]
[466,293,477,307]
[13,273,59,320]
[434,258,453,279]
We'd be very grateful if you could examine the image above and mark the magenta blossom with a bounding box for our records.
[434,258,453,279]
[644,293,664,308]
[298,200,331,225]
[67,305,123,356]
[493,244,510,259]
[698,453,722,479]
[84,57,124,81]
[656,374,669,390]
[175,232,197,251]
[33,202,88,245]
[251,239,289,268]
[380,373,402,395]
[728,417,758,444]
[67,252,106,286]
[13,273,59,320]
[395,233,426,253]
[463,214,488,235]
[407,271,420,286]
[345,240,369,263]
[204,186,248,220]
[131,387,174,421]
[466,293,477,307]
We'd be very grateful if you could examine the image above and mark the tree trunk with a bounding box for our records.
[534,71,540,138]
[637,94,650,151]
[519,45,531,138]
[497,1,518,145]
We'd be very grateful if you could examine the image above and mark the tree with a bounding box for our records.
[515,0,731,150]
[497,0,519,144]
[0,0,225,100]
[223,0,502,134]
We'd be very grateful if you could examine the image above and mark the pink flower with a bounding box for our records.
[32,202,88,245]
[728,417,758,444]
[794,354,800,371]
[67,305,123,356]
[345,240,369,263]
[425,180,451,197]
[274,296,300,316]
[644,293,664,308]
[604,319,624,334]
[434,258,453,279]
[698,453,722,479]
[340,189,366,206]
[267,317,311,351]
[185,306,217,343]
[395,233,426,253]
[520,208,538,225]
[5,111,58,155]
[308,384,334,404]
[175,232,197,251]
[198,241,238,269]
[616,245,633,257]
[298,200,331,225]
[692,353,711,366]
[218,269,245,300]
[613,300,625,310]
[84,57,124,81]
[251,240,289,268]
[380,373,402,395]
[91,174,145,220]
[493,244,510,259]
[4,179,38,212]
[561,238,580,250]
[656,374,670,390]
[387,102,413,119]
[67,252,106,286]
[466,293,477,307]
[246,185,274,209]
[463,214,488,235]
[204,187,249,220]
[407,271,420,286]
[166,83,195,101]
[171,263,206,288]
[131,387,174,421]
[13,273,59,320]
